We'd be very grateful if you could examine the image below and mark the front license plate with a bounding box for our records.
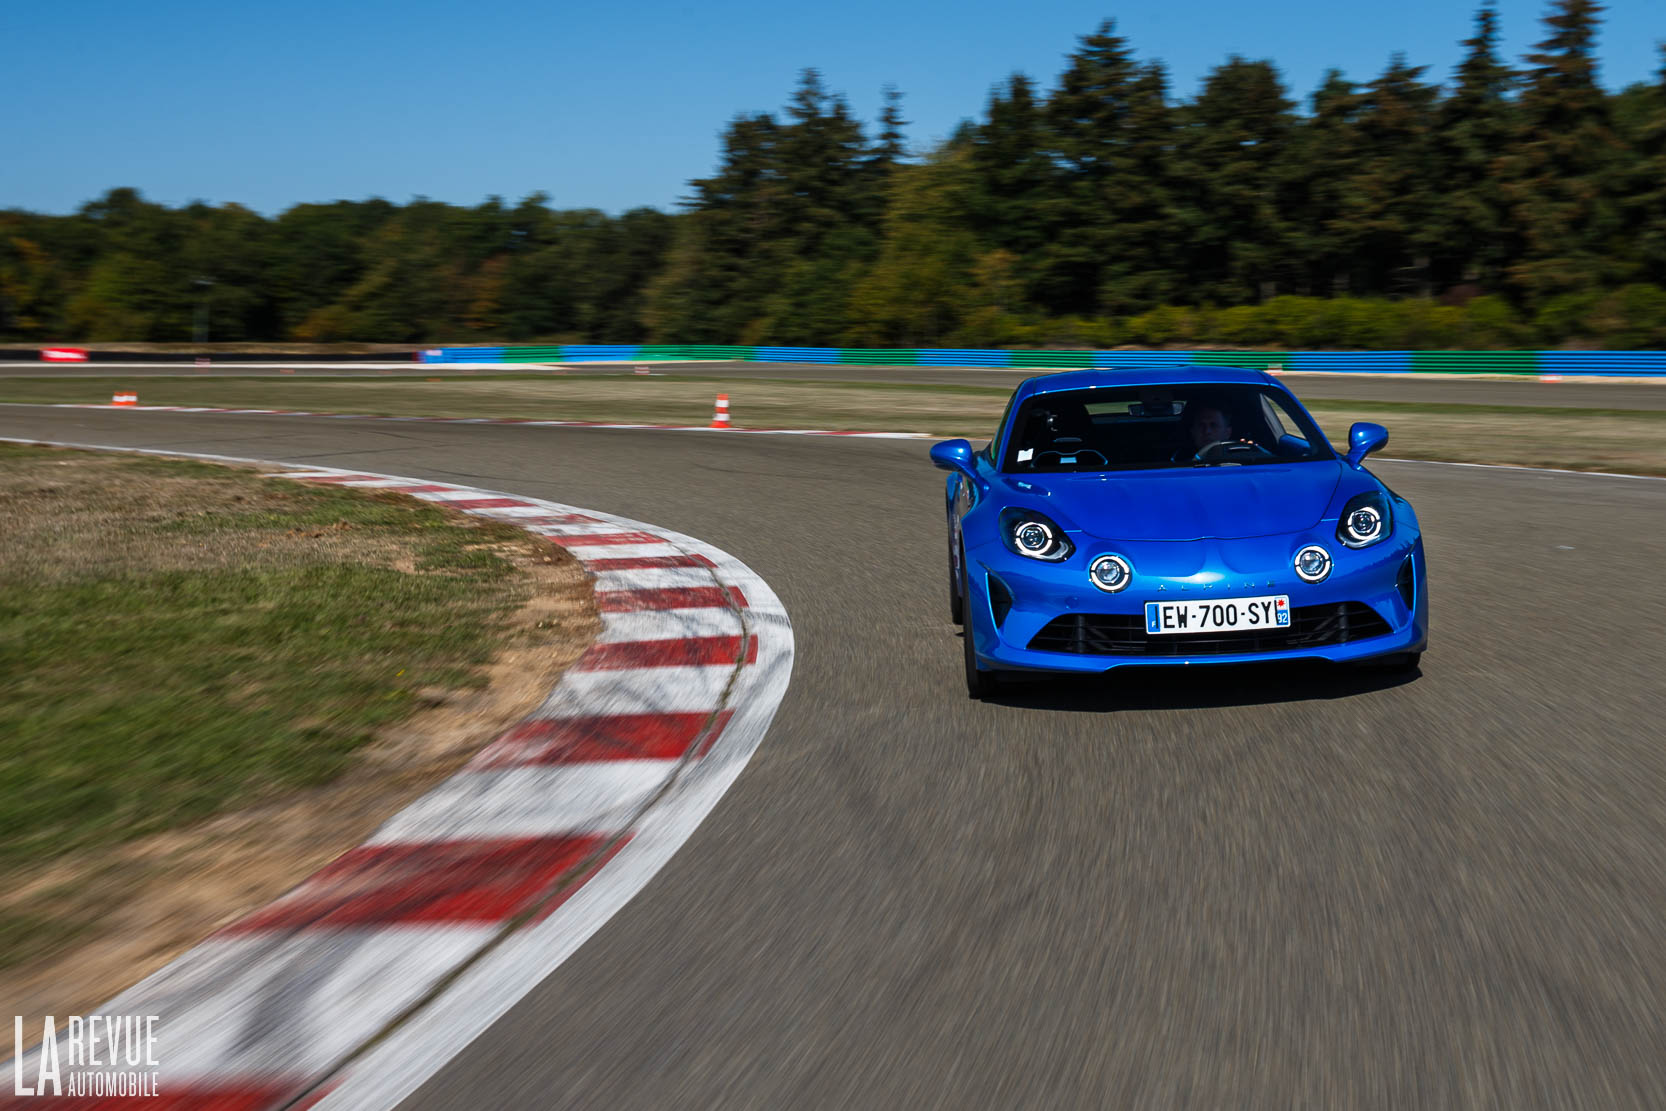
[1144,595,1290,635]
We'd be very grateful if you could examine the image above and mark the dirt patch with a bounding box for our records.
[0,446,600,1018]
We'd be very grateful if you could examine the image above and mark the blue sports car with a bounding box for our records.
[932,366,1428,698]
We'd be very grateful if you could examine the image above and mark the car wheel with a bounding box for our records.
[948,526,964,625]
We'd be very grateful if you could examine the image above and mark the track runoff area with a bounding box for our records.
[2,398,1664,1107]
[3,355,1666,411]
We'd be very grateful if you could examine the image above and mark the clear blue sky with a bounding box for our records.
[5,0,1661,217]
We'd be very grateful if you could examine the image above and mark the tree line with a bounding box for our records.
[4,1,1665,350]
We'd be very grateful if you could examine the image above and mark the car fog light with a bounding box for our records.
[1294,545,1332,583]
[1089,554,1132,593]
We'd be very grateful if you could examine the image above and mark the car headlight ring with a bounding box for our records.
[1294,544,1332,583]
[999,508,1074,562]
[1089,554,1133,592]
[1337,490,1393,549]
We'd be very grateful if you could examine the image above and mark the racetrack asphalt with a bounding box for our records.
[4,359,1666,410]
[6,403,1665,1109]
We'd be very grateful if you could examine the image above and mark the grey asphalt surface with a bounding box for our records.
[5,405,1666,1109]
[3,360,1666,410]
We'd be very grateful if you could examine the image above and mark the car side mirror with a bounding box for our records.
[931,438,984,488]
[1345,422,1389,467]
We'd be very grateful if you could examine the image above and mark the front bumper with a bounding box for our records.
[965,530,1428,673]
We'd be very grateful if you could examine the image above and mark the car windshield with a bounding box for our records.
[1001,384,1335,473]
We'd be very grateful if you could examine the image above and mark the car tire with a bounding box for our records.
[948,526,964,626]
[963,620,996,700]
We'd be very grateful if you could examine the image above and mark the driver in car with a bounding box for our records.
[1177,403,1260,461]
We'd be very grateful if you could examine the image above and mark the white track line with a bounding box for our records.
[1378,456,1666,482]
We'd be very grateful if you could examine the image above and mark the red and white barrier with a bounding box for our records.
[711,393,730,428]
[111,391,137,407]
[40,347,88,362]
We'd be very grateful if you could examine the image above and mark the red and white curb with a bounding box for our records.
[3,446,792,1111]
[47,401,929,439]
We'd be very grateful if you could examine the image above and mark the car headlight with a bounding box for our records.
[1294,544,1332,583]
[999,508,1074,562]
[1336,490,1392,549]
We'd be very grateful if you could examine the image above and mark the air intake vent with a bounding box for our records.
[987,574,1014,628]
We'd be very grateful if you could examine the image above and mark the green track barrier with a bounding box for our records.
[1193,351,1296,372]
[636,345,754,361]
[503,346,564,363]
[1411,351,1539,375]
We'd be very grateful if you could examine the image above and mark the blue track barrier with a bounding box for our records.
[423,347,504,363]
[561,345,640,361]
[755,346,839,363]
[1539,351,1666,376]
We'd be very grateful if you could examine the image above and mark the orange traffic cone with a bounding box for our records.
[111,391,137,407]
[710,393,731,429]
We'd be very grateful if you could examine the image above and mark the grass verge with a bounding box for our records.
[0,443,597,989]
[1,374,1661,475]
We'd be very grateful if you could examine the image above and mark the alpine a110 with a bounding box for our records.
[932,366,1428,698]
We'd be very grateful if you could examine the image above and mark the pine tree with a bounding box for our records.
[766,70,881,341]
[1033,21,1178,315]
[1174,57,1298,304]
[1427,5,1516,292]
[1334,54,1440,296]
[646,112,786,341]
[970,74,1053,260]
[1287,71,1363,295]
[1616,46,1666,285]
[870,85,908,169]
[1097,61,1182,312]
[1496,0,1621,300]
[855,85,909,229]
[776,70,871,251]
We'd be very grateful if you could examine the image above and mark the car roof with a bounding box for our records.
[1013,365,1277,402]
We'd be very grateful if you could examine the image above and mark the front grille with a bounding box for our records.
[1027,602,1392,657]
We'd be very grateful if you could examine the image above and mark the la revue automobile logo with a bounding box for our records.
[12,1014,161,1098]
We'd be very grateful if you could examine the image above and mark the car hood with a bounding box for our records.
[1026,464,1344,541]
